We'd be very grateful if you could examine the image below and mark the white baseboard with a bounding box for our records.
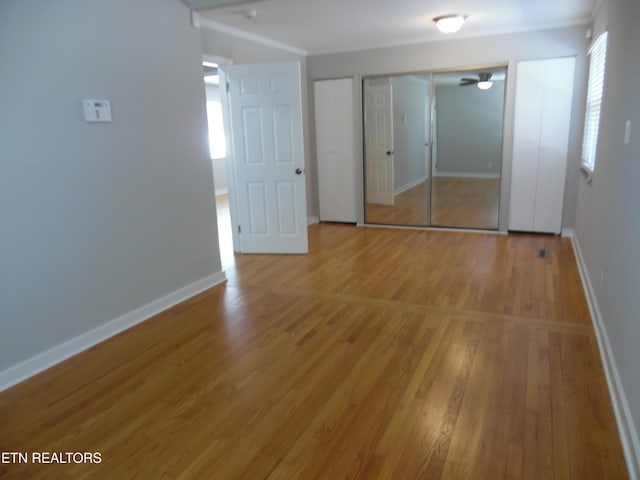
[434,172,501,179]
[571,235,640,480]
[307,216,319,226]
[394,175,428,196]
[0,271,227,393]
[561,227,574,238]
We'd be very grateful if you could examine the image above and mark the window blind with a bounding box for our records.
[581,31,608,172]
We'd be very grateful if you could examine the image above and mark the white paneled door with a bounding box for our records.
[364,79,394,206]
[224,62,308,253]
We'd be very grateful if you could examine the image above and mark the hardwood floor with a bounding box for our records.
[431,177,500,228]
[366,177,500,229]
[215,193,235,267]
[0,225,628,479]
[366,181,429,226]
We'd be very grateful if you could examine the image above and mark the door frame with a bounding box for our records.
[202,54,239,254]
[210,56,244,254]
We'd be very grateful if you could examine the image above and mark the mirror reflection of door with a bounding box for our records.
[431,67,506,229]
[364,75,431,226]
[363,66,505,230]
[364,78,395,207]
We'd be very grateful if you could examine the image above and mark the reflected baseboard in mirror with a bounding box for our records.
[366,176,499,229]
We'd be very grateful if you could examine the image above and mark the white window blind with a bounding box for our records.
[581,31,608,172]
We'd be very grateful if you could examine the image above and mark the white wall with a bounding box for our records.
[0,0,221,374]
[307,26,589,229]
[574,0,640,475]
[435,82,505,176]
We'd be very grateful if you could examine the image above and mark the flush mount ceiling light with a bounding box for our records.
[433,14,467,34]
[242,9,257,19]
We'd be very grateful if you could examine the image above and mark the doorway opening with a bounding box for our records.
[205,59,309,257]
[203,59,234,267]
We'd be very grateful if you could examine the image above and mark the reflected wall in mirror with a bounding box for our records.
[363,66,506,230]
[364,75,431,226]
[431,67,506,229]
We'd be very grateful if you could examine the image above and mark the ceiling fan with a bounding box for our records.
[459,72,494,89]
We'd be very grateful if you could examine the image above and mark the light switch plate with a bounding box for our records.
[83,99,112,122]
[624,120,631,145]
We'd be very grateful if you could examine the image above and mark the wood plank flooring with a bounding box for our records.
[366,177,500,229]
[431,177,500,228]
[0,225,628,479]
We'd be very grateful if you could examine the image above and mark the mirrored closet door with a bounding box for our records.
[364,75,431,227]
[363,66,506,230]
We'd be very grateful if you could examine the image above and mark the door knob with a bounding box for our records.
[386,150,394,156]
[295,168,303,175]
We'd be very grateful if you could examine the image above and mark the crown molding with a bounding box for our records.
[199,18,307,56]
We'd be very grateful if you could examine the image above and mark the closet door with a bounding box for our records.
[509,61,545,232]
[509,57,575,234]
[534,58,575,232]
[314,78,357,223]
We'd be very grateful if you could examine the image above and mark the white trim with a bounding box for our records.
[394,175,428,195]
[561,228,574,238]
[200,18,307,56]
[203,53,233,66]
[571,234,640,480]
[0,272,227,393]
[217,68,241,253]
[360,223,503,235]
[307,216,319,226]
[215,188,229,196]
[434,172,501,179]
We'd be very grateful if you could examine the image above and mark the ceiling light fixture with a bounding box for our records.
[477,80,493,90]
[243,9,257,19]
[433,14,467,34]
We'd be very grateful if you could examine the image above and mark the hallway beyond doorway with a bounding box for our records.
[215,193,234,269]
